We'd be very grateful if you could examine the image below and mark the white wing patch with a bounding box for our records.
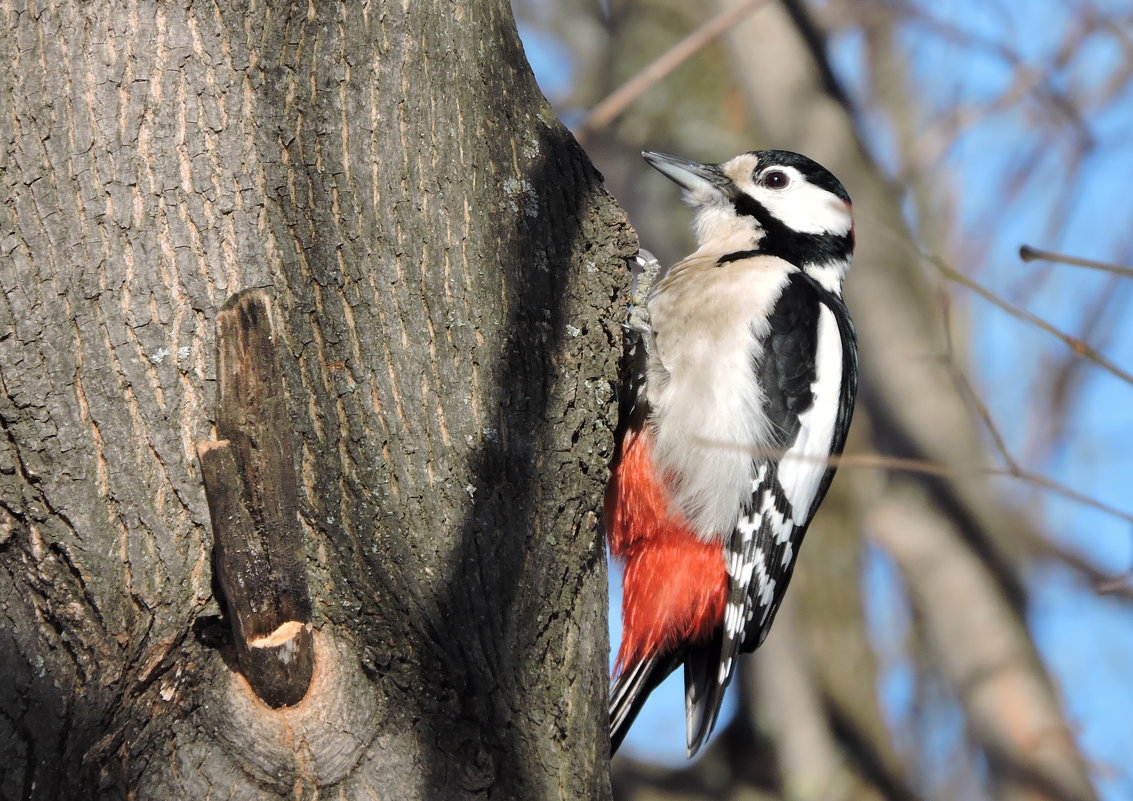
[752,546,776,611]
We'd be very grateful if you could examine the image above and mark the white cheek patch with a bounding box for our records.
[721,158,853,239]
[764,183,853,236]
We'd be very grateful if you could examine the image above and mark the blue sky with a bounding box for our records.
[519,3,1133,797]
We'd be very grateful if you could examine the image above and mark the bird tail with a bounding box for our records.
[609,651,680,755]
[609,639,730,758]
[682,634,727,758]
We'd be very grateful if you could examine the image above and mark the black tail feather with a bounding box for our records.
[609,651,682,755]
[683,634,726,757]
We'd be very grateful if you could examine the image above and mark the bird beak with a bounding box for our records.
[642,151,730,197]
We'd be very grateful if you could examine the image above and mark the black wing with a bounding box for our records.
[684,270,858,755]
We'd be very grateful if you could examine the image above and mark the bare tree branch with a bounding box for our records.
[871,487,1099,801]
[1020,245,1133,279]
[863,216,1133,388]
[575,0,770,140]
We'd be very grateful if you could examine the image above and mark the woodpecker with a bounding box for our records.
[606,150,858,757]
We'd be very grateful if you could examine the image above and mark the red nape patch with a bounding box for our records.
[605,428,728,673]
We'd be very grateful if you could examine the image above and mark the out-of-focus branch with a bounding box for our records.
[928,249,1133,386]
[833,453,1133,529]
[1020,244,1133,279]
[575,0,769,141]
[1032,277,1123,461]
[753,599,866,800]
[940,344,1021,472]
[883,4,1096,144]
[870,487,1099,801]
[862,215,1133,388]
[1028,531,1133,600]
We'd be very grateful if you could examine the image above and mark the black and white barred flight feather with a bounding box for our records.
[690,271,857,750]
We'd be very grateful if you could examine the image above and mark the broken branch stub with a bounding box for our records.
[197,288,313,708]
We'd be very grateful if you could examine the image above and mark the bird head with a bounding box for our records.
[643,150,854,288]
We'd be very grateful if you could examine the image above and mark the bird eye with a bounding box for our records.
[761,170,789,189]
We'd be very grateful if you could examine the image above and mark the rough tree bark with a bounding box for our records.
[0,2,634,799]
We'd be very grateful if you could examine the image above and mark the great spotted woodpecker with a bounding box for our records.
[607,150,859,757]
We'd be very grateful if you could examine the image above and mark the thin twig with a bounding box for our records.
[575,0,770,140]
[700,434,1133,527]
[935,300,1022,473]
[1019,244,1133,279]
[1027,529,1133,601]
[829,452,1133,528]
[927,251,1133,387]
[944,359,1021,473]
[863,214,1133,388]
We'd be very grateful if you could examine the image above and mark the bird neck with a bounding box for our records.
[802,259,849,293]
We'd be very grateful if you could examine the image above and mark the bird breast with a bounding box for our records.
[645,254,794,541]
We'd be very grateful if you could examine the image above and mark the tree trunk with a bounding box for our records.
[0,2,633,798]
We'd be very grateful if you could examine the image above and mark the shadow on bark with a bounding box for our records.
[410,123,603,796]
